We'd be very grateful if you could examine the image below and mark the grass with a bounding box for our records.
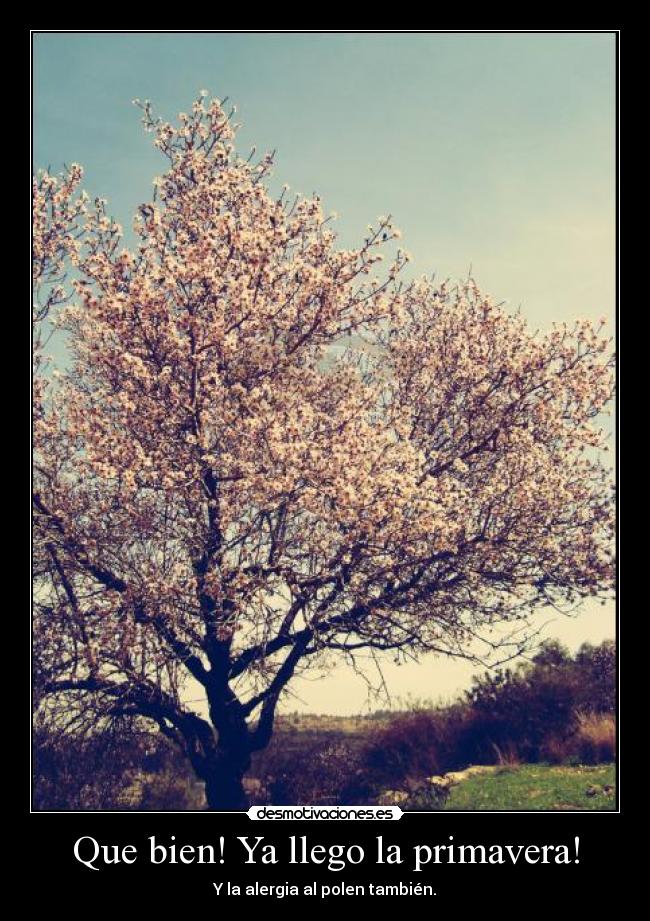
[438,763,616,811]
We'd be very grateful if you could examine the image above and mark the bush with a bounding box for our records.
[541,712,616,765]
[462,667,578,763]
[573,711,616,764]
[252,732,368,805]
[360,707,464,786]
[33,725,200,810]
[458,639,616,765]
[357,639,616,791]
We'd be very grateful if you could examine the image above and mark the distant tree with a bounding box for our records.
[531,639,572,668]
[575,640,616,712]
[32,93,615,809]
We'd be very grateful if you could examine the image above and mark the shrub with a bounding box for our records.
[541,712,616,765]
[573,711,616,764]
[358,639,616,790]
[463,667,578,764]
[360,707,465,787]
[253,733,367,805]
[32,724,199,810]
[539,734,574,764]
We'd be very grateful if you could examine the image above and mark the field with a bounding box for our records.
[440,764,616,811]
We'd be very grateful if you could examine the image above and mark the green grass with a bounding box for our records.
[438,764,616,811]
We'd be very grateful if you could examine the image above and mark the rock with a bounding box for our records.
[426,775,454,788]
[427,766,497,787]
[464,765,497,777]
[446,771,471,783]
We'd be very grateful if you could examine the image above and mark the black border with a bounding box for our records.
[28,29,624,907]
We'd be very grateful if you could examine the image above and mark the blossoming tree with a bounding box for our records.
[33,94,615,809]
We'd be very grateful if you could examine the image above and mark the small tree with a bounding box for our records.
[32,93,615,809]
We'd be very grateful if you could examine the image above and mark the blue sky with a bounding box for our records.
[33,32,616,713]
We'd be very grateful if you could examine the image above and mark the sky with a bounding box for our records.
[33,31,617,714]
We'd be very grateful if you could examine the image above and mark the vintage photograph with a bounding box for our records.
[32,31,616,812]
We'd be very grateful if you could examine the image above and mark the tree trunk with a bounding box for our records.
[203,750,250,810]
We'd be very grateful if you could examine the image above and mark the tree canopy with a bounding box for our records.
[32,93,615,808]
